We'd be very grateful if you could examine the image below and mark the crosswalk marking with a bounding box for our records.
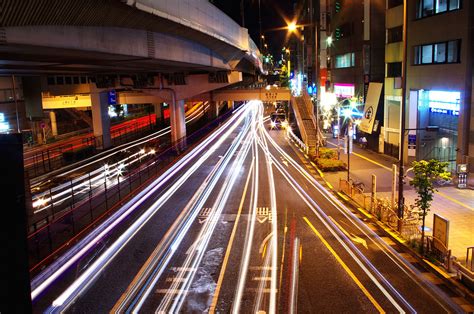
[245,288,277,293]
[165,277,186,283]
[249,266,273,271]
[171,267,196,272]
[155,289,188,295]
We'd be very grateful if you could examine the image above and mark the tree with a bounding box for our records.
[279,64,289,87]
[409,159,451,254]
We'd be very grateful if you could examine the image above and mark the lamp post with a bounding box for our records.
[398,0,408,229]
[347,120,353,181]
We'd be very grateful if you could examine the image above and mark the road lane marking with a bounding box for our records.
[435,191,474,211]
[259,232,273,259]
[329,216,368,249]
[256,207,271,223]
[198,207,213,224]
[209,160,253,314]
[303,217,385,314]
[253,277,272,281]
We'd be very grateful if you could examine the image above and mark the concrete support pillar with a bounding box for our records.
[22,76,43,119]
[49,111,58,136]
[208,101,218,120]
[170,99,186,144]
[154,103,163,127]
[228,100,234,111]
[90,91,111,149]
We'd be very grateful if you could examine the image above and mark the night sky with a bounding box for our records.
[212,0,296,57]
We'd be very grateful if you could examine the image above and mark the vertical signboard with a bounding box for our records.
[433,214,450,250]
[360,82,382,134]
[108,90,117,105]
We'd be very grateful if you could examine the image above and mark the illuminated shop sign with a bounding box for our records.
[0,112,9,132]
[425,90,460,115]
[333,83,355,98]
[430,108,459,116]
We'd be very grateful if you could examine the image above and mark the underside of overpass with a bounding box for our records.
[0,0,263,148]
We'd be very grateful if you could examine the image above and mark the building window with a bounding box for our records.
[422,45,433,63]
[388,0,403,9]
[387,26,403,43]
[387,62,402,77]
[434,42,446,63]
[447,40,460,62]
[416,0,461,19]
[335,52,355,68]
[414,40,461,65]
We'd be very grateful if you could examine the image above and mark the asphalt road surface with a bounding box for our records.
[31,101,464,313]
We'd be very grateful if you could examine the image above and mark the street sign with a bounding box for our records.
[40,122,45,129]
[108,90,117,105]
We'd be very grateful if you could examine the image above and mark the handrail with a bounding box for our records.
[467,246,474,271]
[287,127,308,154]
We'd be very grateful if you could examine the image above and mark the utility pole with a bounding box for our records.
[397,0,408,229]
[258,0,262,50]
[11,75,20,133]
[347,120,353,181]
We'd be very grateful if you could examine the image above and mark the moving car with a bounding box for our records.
[269,112,287,130]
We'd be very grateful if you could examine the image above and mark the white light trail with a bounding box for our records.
[31,103,247,303]
[44,105,250,312]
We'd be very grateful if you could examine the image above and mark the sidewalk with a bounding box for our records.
[321,137,474,261]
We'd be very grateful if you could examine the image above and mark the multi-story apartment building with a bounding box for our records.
[383,0,473,173]
[326,0,386,149]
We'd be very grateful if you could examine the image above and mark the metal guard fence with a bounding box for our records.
[339,178,421,241]
[27,110,232,274]
[25,116,156,178]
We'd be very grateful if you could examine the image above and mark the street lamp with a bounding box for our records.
[326,35,333,47]
[398,0,408,229]
[288,21,297,33]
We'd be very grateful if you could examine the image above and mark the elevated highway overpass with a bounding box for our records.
[0,0,262,147]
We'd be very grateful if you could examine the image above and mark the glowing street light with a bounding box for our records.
[287,21,297,33]
[326,35,333,47]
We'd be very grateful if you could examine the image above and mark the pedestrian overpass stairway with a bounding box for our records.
[291,94,318,155]
[64,108,93,129]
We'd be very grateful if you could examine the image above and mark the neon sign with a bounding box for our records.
[334,83,355,98]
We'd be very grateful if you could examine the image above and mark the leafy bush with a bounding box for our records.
[318,147,338,160]
[315,158,346,172]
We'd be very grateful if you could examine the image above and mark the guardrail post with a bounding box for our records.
[88,172,93,220]
[117,174,121,201]
[49,187,54,219]
[41,150,46,173]
[104,177,108,210]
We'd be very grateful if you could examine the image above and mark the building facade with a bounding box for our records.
[384,0,473,173]
[326,0,386,149]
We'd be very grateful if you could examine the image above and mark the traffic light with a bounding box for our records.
[335,27,341,40]
[335,1,341,13]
